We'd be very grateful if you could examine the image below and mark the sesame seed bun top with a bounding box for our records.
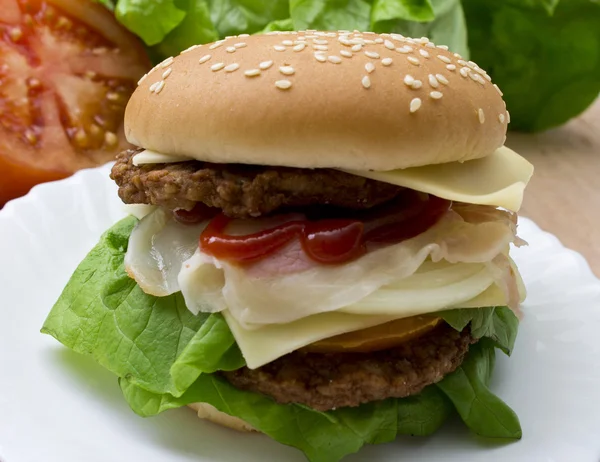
[125,31,509,171]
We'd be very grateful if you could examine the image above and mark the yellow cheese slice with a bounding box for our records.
[225,276,524,370]
[132,149,194,166]
[340,146,533,212]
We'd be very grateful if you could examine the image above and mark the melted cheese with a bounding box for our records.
[341,147,533,212]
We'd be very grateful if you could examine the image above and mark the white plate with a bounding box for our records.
[1,165,599,462]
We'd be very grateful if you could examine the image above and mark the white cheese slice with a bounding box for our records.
[225,280,518,370]
[340,146,533,212]
[132,149,194,166]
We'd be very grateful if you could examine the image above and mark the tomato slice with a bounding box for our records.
[0,0,151,205]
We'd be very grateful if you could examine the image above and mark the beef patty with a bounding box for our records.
[223,324,475,411]
[111,149,403,218]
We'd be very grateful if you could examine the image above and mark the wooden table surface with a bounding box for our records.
[507,99,600,277]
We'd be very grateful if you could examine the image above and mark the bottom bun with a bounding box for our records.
[188,403,257,433]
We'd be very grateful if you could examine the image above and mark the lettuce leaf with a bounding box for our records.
[436,339,522,439]
[152,0,219,58]
[42,217,521,462]
[463,0,600,131]
[439,306,519,355]
[115,0,188,46]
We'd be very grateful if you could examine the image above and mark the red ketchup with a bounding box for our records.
[197,191,451,265]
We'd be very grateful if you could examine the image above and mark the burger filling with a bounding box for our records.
[107,148,526,407]
[44,146,531,462]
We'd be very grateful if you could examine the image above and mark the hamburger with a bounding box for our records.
[42,30,534,461]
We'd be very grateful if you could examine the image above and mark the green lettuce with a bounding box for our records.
[42,217,521,462]
[463,0,600,131]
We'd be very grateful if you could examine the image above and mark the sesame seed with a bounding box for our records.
[328,55,342,64]
[404,75,415,86]
[435,74,449,85]
[224,63,239,73]
[472,73,486,85]
[314,53,327,62]
[437,55,451,64]
[411,80,422,89]
[154,80,165,94]
[149,82,159,92]
[430,91,443,99]
[382,57,393,66]
[428,74,439,88]
[282,40,294,46]
[457,59,468,66]
[484,73,492,82]
[365,31,377,35]
[199,54,212,64]
[279,66,295,75]
[313,39,328,45]
[499,113,506,123]
[211,62,225,71]
[384,40,395,50]
[454,53,462,58]
[351,44,362,52]
[239,34,250,37]
[275,80,292,90]
[362,75,371,89]
[507,111,511,123]
[437,45,449,50]
[295,38,307,43]
[365,62,375,73]
[313,45,328,51]
[245,69,261,77]
[493,84,504,96]
[425,42,435,48]
[407,56,420,66]
[162,68,172,79]
[160,57,174,68]
[365,51,380,59]
[446,64,456,71]
[410,98,422,113]
[259,60,274,70]
[396,47,409,54]
[181,44,199,54]
[226,46,236,53]
[374,38,384,44]
[419,49,430,58]
[209,42,224,50]
[293,43,306,52]
[340,50,353,58]
[274,45,286,51]
[478,108,485,124]
[138,74,148,86]
[467,60,478,69]
[420,36,429,43]
[459,67,470,77]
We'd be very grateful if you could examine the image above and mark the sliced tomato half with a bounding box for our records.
[0,0,151,205]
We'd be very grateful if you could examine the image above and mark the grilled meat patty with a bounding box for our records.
[111,149,403,218]
[223,324,475,411]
